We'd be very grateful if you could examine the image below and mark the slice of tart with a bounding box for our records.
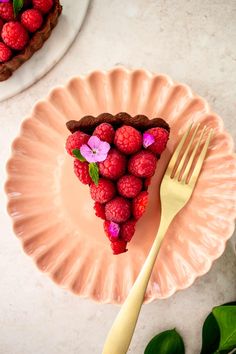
[0,0,62,81]
[66,112,170,255]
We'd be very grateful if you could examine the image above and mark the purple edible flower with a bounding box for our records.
[0,0,10,2]
[143,132,155,148]
[80,136,110,163]
[108,222,120,241]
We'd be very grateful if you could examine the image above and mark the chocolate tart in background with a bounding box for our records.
[0,0,62,81]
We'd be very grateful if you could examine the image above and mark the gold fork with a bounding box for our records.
[102,124,213,354]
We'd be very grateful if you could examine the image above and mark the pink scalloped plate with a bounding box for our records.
[5,68,236,303]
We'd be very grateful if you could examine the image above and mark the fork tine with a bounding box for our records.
[175,124,200,179]
[181,126,207,183]
[167,123,193,175]
[188,129,214,187]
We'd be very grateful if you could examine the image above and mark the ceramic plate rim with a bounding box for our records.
[5,67,236,304]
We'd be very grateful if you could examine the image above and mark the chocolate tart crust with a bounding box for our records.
[0,0,62,82]
[66,112,170,134]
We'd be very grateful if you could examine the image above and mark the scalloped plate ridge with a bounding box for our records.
[5,67,236,303]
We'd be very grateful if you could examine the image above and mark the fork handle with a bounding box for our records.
[102,217,172,354]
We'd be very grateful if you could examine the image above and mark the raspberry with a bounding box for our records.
[105,197,131,223]
[94,202,105,220]
[90,178,116,204]
[93,123,115,144]
[0,19,3,33]
[114,125,142,155]
[32,0,53,14]
[103,220,110,239]
[128,150,157,178]
[21,9,43,33]
[120,219,136,242]
[133,191,149,220]
[0,3,14,21]
[0,42,12,63]
[110,240,127,255]
[103,220,120,241]
[145,127,169,154]
[99,148,126,180]
[66,131,89,156]
[117,175,142,198]
[73,159,92,185]
[2,22,29,50]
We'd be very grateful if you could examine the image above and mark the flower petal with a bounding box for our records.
[87,136,101,150]
[109,222,120,241]
[95,152,109,162]
[100,141,111,154]
[94,141,111,162]
[80,144,97,163]
[143,133,155,148]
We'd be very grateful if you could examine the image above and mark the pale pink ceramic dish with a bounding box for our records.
[5,68,236,303]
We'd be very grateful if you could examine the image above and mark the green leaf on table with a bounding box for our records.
[72,149,86,162]
[213,306,236,351]
[89,163,99,185]
[144,329,185,354]
[200,312,220,354]
[13,0,24,17]
[200,302,236,354]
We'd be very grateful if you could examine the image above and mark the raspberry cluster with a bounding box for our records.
[0,0,54,63]
[66,121,169,255]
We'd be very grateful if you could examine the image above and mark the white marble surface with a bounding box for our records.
[0,1,236,353]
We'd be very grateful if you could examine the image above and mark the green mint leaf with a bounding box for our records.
[144,329,185,354]
[89,163,99,185]
[213,306,236,351]
[13,0,24,17]
[72,149,86,162]
[200,302,236,354]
